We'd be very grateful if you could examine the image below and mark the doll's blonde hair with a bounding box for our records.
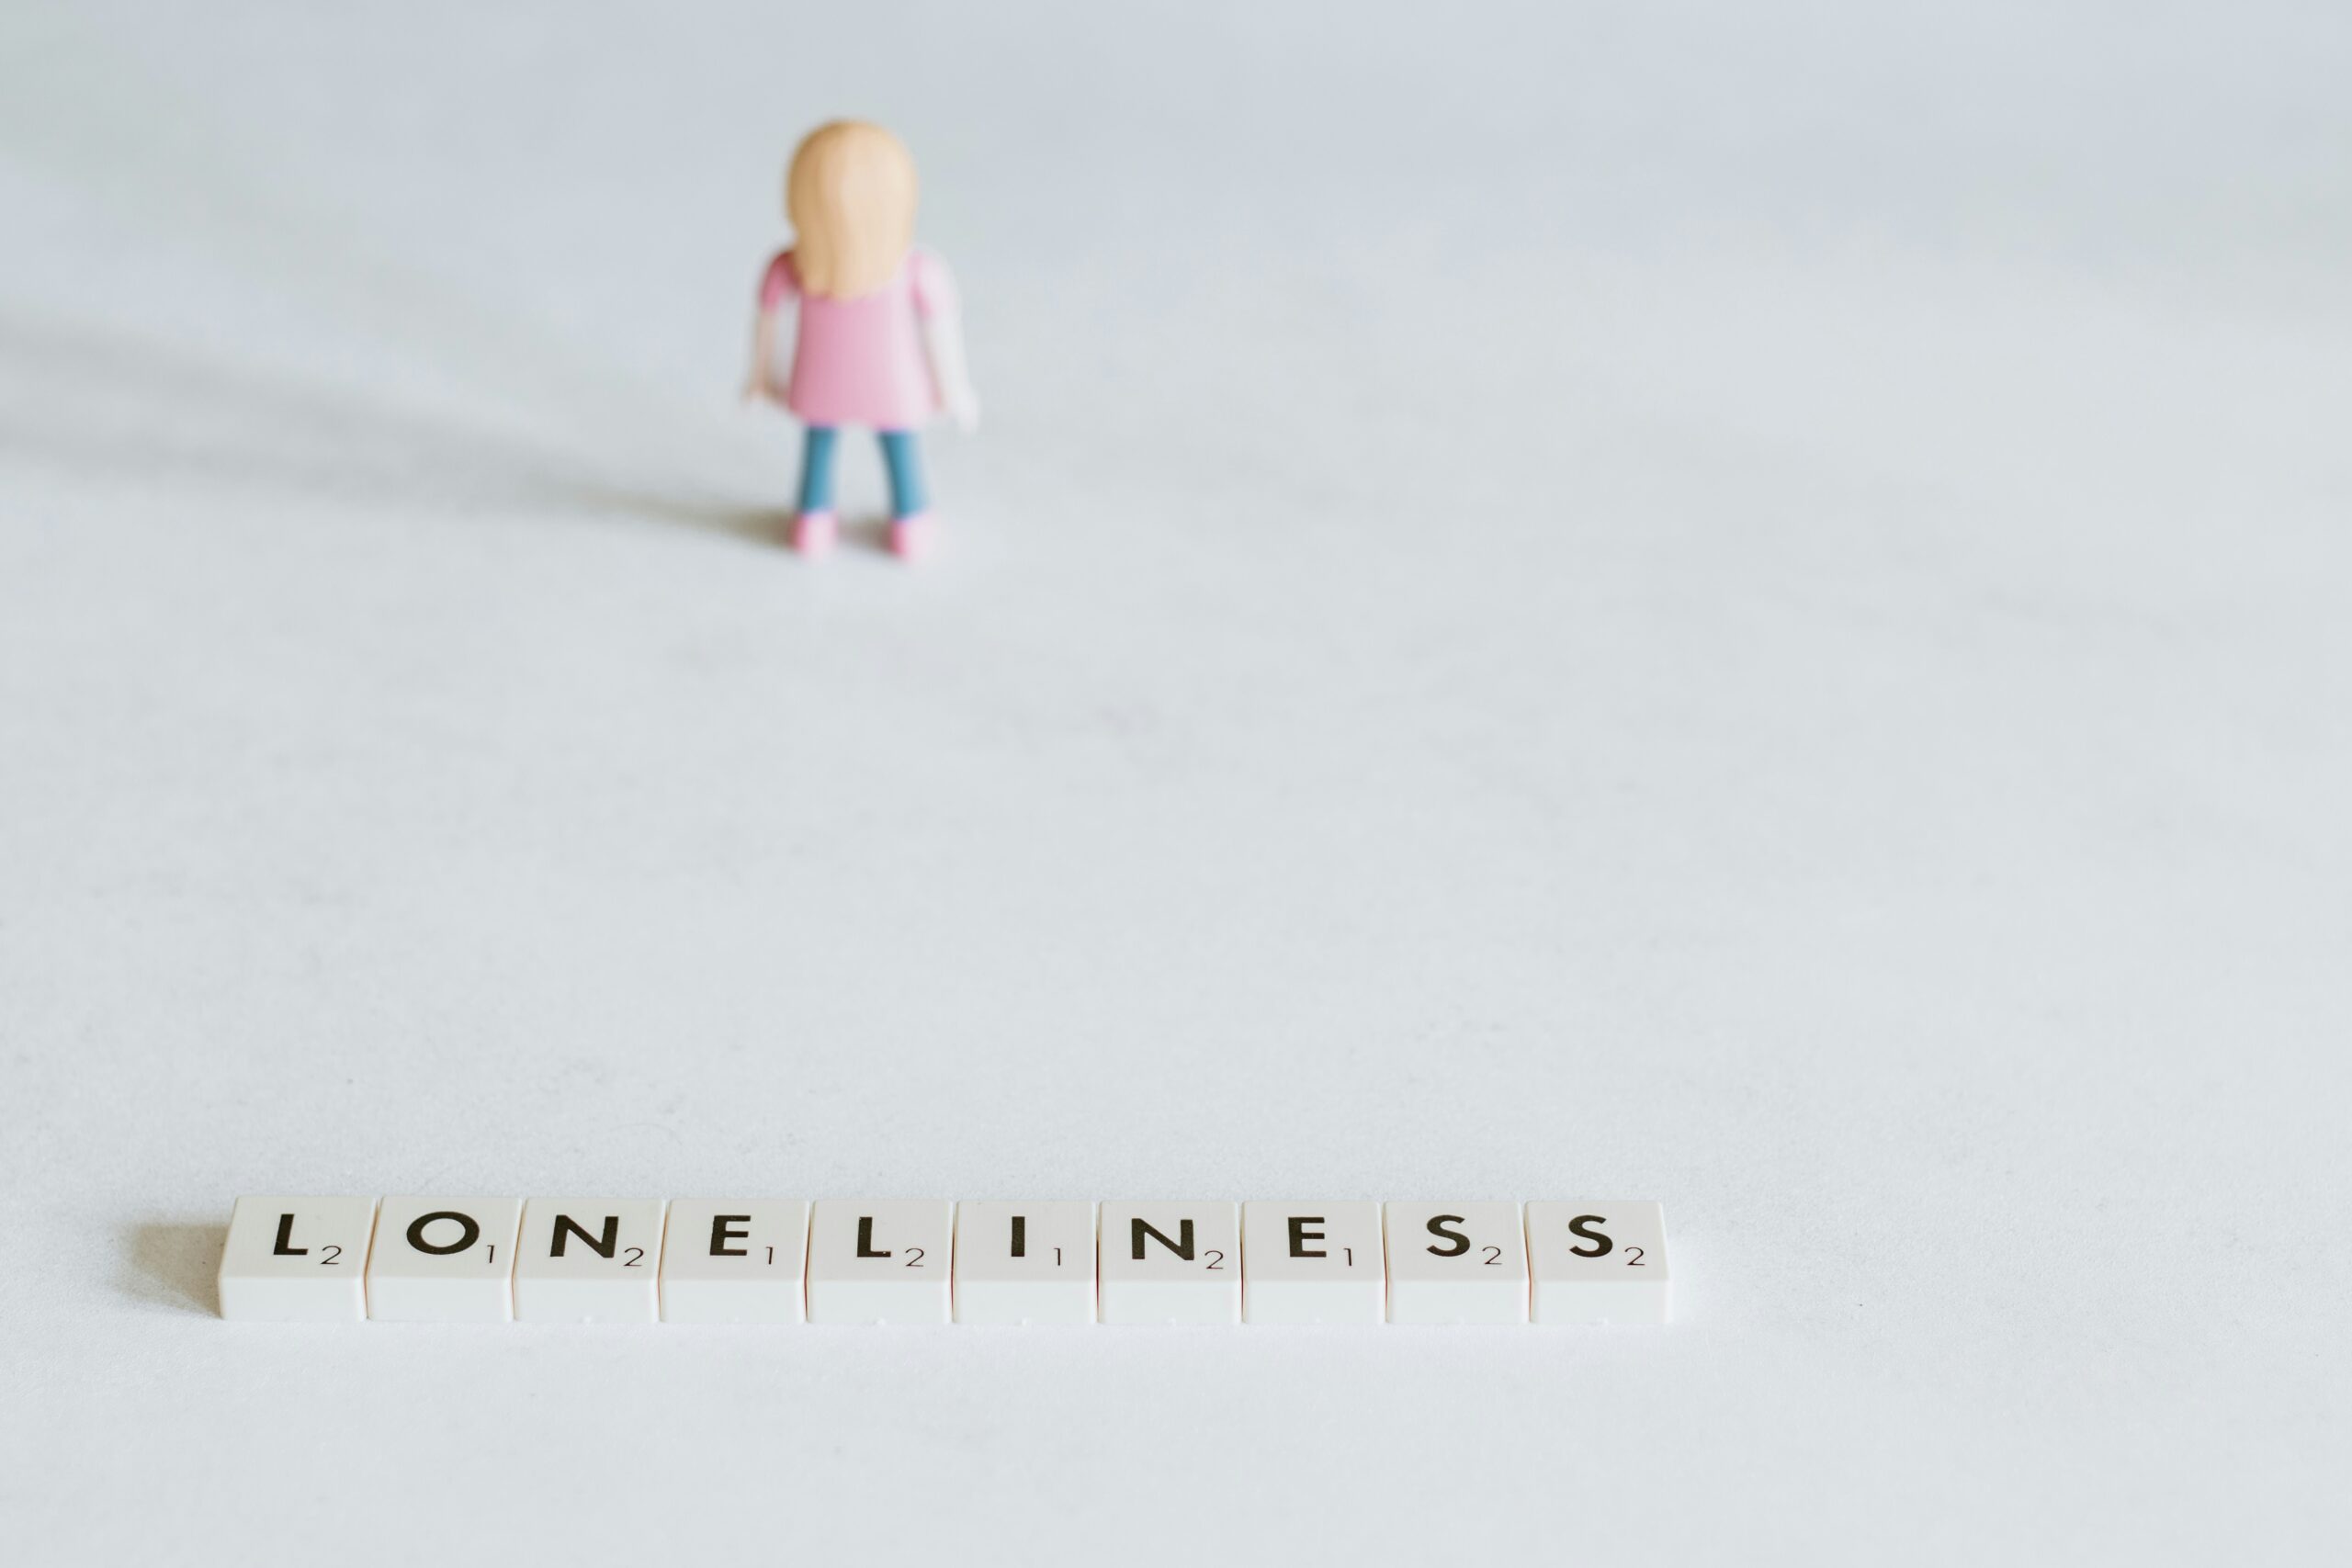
[786,120,919,299]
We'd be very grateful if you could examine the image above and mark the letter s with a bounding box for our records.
[1567,1214,1613,1258]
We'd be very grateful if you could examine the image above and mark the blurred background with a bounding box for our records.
[2,2,2346,1562]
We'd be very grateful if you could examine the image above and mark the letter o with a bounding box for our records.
[406,1211,481,1256]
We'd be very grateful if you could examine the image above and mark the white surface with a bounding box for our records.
[1527,1200,1671,1325]
[3,0,2349,1559]
[806,1200,952,1324]
[215,1197,374,1322]
[952,1200,1097,1325]
[1384,1202,1530,1324]
[1099,1201,1241,1325]
[367,1196,522,1322]
[1241,1201,1385,1325]
[512,1199,664,1323]
[658,1198,809,1324]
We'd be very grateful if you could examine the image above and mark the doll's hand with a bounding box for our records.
[944,382,981,434]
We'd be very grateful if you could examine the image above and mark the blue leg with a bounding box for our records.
[797,425,839,513]
[877,430,929,519]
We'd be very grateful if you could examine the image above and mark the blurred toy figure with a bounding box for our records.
[743,121,978,561]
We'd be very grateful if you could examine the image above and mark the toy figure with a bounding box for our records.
[743,120,978,561]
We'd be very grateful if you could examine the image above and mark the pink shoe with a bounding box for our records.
[788,509,837,557]
[888,512,936,562]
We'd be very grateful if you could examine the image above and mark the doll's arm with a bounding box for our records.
[912,254,979,433]
[742,253,797,403]
[741,310,778,403]
[923,312,980,433]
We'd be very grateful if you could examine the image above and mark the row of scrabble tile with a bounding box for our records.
[218,1197,1670,1325]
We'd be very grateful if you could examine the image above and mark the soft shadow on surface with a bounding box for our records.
[0,310,789,546]
[121,1222,226,1315]
[842,513,907,557]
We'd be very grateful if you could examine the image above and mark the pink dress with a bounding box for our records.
[760,248,955,431]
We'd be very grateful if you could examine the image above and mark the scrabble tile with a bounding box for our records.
[1526,1200,1671,1325]
[512,1198,665,1323]
[368,1197,524,1322]
[1098,1201,1239,1325]
[953,1201,1096,1325]
[217,1196,377,1322]
[1383,1201,1528,1324]
[660,1199,810,1324]
[1241,1201,1385,1325]
[806,1200,953,1324]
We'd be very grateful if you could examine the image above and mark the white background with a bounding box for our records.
[3,2,2346,1562]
